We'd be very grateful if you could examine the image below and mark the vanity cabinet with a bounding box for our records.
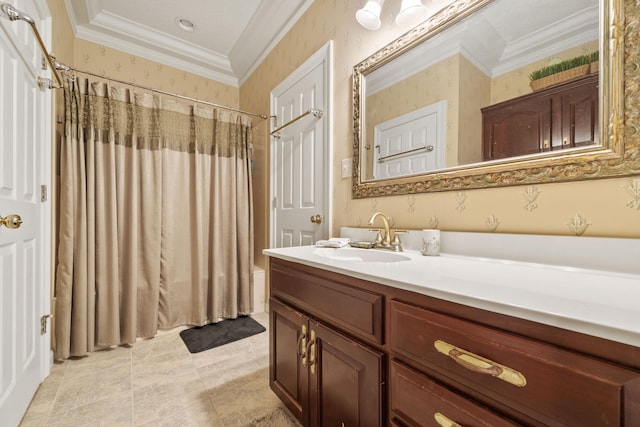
[268,257,640,426]
[482,74,598,161]
[390,299,640,427]
[269,260,384,426]
[390,360,518,427]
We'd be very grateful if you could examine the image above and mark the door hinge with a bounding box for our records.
[272,197,277,208]
[40,314,50,335]
[41,184,47,202]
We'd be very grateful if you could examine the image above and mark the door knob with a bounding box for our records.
[310,214,322,224]
[0,214,22,229]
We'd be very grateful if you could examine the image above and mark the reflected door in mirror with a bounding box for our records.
[373,101,447,179]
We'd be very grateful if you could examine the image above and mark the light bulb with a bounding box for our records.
[395,0,429,26]
[356,0,384,31]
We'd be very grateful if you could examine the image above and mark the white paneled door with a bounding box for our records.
[373,101,447,180]
[0,1,52,425]
[271,43,331,248]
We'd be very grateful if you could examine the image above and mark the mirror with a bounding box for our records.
[352,0,633,198]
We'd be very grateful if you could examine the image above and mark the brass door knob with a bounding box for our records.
[0,214,23,229]
[310,214,322,224]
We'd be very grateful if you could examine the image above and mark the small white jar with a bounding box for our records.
[421,229,441,256]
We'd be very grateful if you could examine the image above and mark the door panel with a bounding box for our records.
[300,128,317,208]
[281,138,294,209]
[309,321,383,427]
[270,298,309,425]
[374,102,446,179]
[271,47,329,248]
[560,82,599,148]
[0,1,50,424]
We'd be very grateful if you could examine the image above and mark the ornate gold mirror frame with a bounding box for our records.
[352,0,636,198]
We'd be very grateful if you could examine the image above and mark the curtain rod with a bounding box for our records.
[56,62,269,120]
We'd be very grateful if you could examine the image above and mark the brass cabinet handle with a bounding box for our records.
[434,412,462,427]
[306,329,317,374]
[434,340,527,387]
[310,214,322,224]
[0,214,22,229]
[297,324,308,366]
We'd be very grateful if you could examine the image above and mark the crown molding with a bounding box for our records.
[234,0,314,86]
[73,8,238,85]
[74,23,239,86]
[493,6,599,76]
[63,0,312,87]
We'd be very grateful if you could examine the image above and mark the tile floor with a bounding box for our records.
[19,312,293,426]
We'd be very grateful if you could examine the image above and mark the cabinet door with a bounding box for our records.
[270,298,309,424]
[559,81,599,149]
[309,321,384,427]
[482,97,551,160]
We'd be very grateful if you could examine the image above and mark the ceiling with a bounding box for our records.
[63,0,314,87]
[64,0,598,90]
[367,0,599,94]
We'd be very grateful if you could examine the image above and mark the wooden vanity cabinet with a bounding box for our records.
[270,298,309,422]
[268,257,640,426]
[390,299,640,427]
[269,261,384,426]
[482,74,598,160]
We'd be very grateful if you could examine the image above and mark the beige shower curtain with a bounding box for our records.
[54,76,254,360]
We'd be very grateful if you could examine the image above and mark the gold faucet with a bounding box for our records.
[368,212,392,248]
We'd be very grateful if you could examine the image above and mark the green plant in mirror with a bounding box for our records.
[529,51,599,81]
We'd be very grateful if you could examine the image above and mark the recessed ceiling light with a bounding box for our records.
[175,17,195,32]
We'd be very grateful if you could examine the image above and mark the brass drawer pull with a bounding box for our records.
[297,324,308,366]
[434,412,462,427]
[434,340,527,387]
[306,329,317,374]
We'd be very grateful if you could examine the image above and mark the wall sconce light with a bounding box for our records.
[395,0,429,26]
[356,0,453,30]
[356,0,385,31]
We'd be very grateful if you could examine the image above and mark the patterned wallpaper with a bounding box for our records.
[457,54,489,165]
[71,40,239,107]
[44,0,639,269]
[240,0,639,268]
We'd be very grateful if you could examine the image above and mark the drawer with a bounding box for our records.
[390,300,640,426]
[391,359,518,427]
[270,260,384,345]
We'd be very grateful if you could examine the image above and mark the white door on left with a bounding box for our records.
[0,1,52,425]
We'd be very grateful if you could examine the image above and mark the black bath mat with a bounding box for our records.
[179,316,266,353]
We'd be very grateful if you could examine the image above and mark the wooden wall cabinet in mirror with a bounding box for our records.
[482,73,599,161]
[352,0,637,198]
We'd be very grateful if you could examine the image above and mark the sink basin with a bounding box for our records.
[313,247,411,263]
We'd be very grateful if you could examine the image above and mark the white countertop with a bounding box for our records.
[263,245,640,347]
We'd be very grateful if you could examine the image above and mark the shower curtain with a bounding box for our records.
[54,76,254,360]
